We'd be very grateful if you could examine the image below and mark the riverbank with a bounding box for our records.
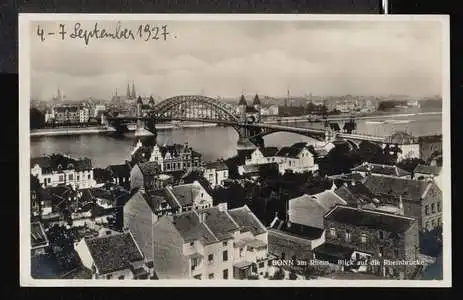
[30,122,218,137]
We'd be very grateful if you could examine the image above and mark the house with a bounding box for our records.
[274,142,319,174]
[363,175,442,232]
[203,160,229,188]
[334,181,379,209]
[147,142,202,172]
[413,164,441,180]
[318,205,419,279]
[165,180,214,212]
[418,135,442,163]
[106,163,131,186]
[129,161,162,191]
[351,162,411,179]
[31,222,49,256]
[245,147,279,165]
[75,230,153,279]
[151,203,272,279]
[31,154,97,189]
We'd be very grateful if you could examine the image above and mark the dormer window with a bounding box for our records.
[57,164,63,170]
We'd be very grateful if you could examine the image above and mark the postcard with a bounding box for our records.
[19,13,451,287]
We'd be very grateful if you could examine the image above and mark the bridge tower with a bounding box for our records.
[238,94,247,123]
[253,93,261,122]
[136,96,144,129]
[149,95,155,108]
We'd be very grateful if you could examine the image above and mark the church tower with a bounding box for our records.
[126,82,131,100]
[131,81,137,100]
[149,95,155,108]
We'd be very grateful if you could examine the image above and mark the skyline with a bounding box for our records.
[30,20,444,101]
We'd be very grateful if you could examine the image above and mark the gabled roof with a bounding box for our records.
[228,205,267,236]
[363,175,433,202]
[252,94,261,105]
[275,142,307,158]
[128,189,169,213]
[257,147,279,157]
[85,231,144,275]
[205,160,228,171]
[31,155,93,173]
[414,164,441,176]
[288,191,346,229]
[167,182,208,208]
[172,211,218,244]
[31,222,49,249]
[138,161,161,177]
[334,182,377,206]
[199,206,240,241]
[351,162,411,177]
[324,205,416,233]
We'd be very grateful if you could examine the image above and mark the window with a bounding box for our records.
[118,275,124,280]
[208,273,214,279]
[194,274,201,280]
[166,163,170,170]
[223,250,228,262]
[425,205,429,215]
[394,250,399,258]
[432,219,436,228]
[431,203,436,214]
[77,175,80,181]
[190,242,194,246]
[58,175,64,182]
[259,262,265,268]
[425,221,429,230]
[68,174,73,180]
[208,254,213,263]
[87,174,91,179]
[379,231,384,240]
[223,269,229,279]
[345,230,351,242]
[330,228,336,237]
[240,248,244,257]
[360,233,367,243]
[191,258,198,270]
[106,274,112,279]
[437,202,441,212]
[379,247,384,257]
[438,217,442,224]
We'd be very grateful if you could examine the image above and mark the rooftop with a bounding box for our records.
[257,147,279,157]
[363,174,433,202]
[275,142,307,159]
[85,231,144,275]
[169,182,209,207]
[334,182,377,206]
[289,191,346,229]
[228,205,267,236]
[205,160,228,171]
[107,164,131,178]
[414,164,441,176]
[138,161,161,177]
[352,162,411,177]
[31,154,92,173]
[324,205,416,233]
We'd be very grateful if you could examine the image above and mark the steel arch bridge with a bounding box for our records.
[151,95,240,123]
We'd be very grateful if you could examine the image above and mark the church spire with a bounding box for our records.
[126,82,131,99]
[131,81,137,99]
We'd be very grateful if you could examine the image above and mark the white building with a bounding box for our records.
[203,161,229,189]
[94,104,106,118]
[44,109,55,124]
[79,106,90,123]
[384,132,421,162]
[75,230,152,279]
[151,203,274,279]
[245,143,319,175]
[30,155,97,189]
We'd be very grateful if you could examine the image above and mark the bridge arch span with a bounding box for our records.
[153,95,240,123]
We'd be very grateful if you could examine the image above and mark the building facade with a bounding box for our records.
[31,154,96,189]
[322,205,420,279]
[148,143,202,173]
[53,105,80,124]
[151,203,271,279]
[203,161,229,189]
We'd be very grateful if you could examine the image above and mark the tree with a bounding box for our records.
[30,108,45,129]
[93,168,113,184]
[271,267,285,280]
[357,141,386,164]
[396,158,426,174]
[289,271,298,280]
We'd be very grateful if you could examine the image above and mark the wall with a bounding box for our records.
[75,239,94,271]
[421,183,443,231]
[123,192,155,261]
[129,165,144,192]
[419,139,442,162]
[193,239,235,279]
[397,144,420,161]
[152,217,190,279]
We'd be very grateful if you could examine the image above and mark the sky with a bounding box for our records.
[29,19,445,101]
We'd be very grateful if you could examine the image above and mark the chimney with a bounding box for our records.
[218,202,228,212]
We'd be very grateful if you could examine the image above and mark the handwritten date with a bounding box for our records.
[36,22,173,46]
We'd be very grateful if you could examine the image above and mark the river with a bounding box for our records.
[30,113,442,168]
